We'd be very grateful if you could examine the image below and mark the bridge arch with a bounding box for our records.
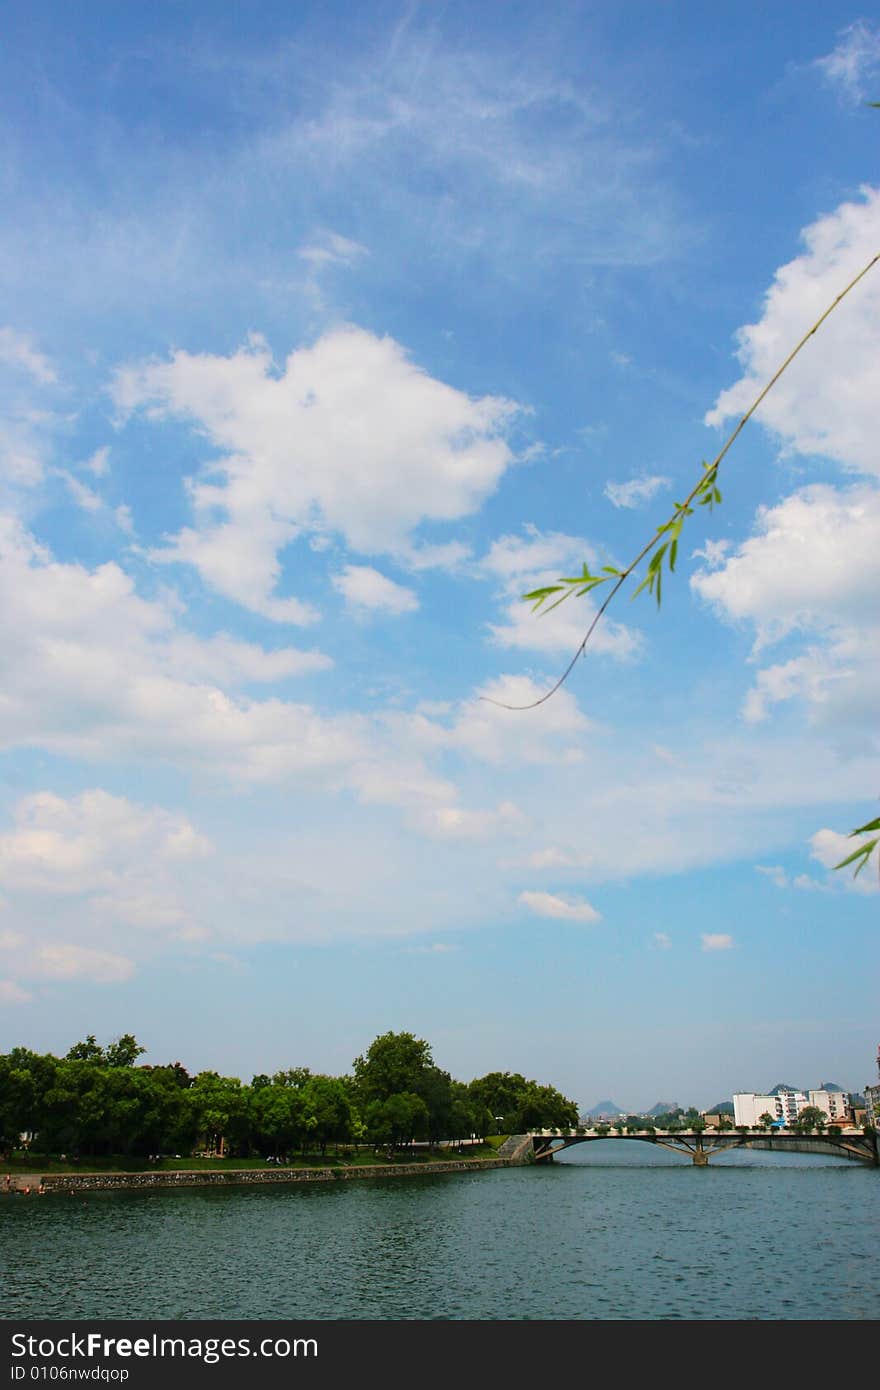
[528,1128,879,1167]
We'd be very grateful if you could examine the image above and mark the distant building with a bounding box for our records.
[807,1090,850,1124]
[734,1087,852,1128]
[734,1090,803,1127]
[865,1046,880,1130]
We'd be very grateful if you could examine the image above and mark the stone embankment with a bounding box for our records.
[8,1145,534,1195]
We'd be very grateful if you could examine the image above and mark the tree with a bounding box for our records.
[366,1092,429,1150]
[758,1112,775,1132]
[104,1035,146,1068]
[795,1106,827,1134]
[300,1075,352,1155]
[65,1035,105,1064]
[353,1032,435,1105]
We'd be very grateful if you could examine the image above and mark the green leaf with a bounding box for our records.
[522,585,564,610]
[848,816,880,835]
[833,838,879,877]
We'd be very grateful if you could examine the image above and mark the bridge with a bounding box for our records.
[526,1127,879,1166]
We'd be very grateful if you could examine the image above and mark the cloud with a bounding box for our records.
[815,21,880,102]
[792,874,829,892]
[33,944,134,984]
[113,327,519,620]
[0,328,56,384]
[0,980,32,1004]
[810,827,879,893]
[0,789,218,989]
[755,864,788,889]
[482,526,641,660]
[0,513,369,783]
[692,484,880,734]
[85,446,111,477]
[706,188,880,476]
[521,846,594,870]
[653,932,671,949]
[332,564,418,615]
[298,230,368,268]
[441,674,594,766]
[692,484,880,646]
[604,474,670,509]
[518,890,601,923]
[417,801,523,840]
[0,789,212,898]
[701,933,733,951]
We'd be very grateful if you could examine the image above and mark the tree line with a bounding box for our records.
[0,1030,579,1159]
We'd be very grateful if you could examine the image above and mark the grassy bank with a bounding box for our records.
[4,1143,500,1175]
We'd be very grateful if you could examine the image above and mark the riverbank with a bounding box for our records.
[4,1136,534,1193]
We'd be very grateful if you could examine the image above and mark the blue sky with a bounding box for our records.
[1,2,878,1112]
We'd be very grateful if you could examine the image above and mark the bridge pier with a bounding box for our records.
[692,1148,709,1166]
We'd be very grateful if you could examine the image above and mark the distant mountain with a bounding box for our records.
[645,1100,679,1117]
[707,1101,735,1115]
[769,1082,801,1094]
[586,1099,624,1117]
[818,1081,846,1093]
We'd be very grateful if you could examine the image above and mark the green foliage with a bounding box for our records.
[467,1070,578,1133]
[512,255,880,879]
[832,816,880,879]
[795,1105,827,1134]
[0,1030,580,1162]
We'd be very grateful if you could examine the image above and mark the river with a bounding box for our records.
[3,1144,878,1319]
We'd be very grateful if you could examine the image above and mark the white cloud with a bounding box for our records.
[755,864,788,889]
[0,980,32,1004]
[482,526,641,660]
[692,484,880,733]
[34,944,134,983]
[701,933,733,951]
[298,230,368,267]
[0,789,212,897]
[57,469,104,514]
[332,564,418,615]
[0,514,367,783]
[0,326,57,384]
[692,484,880,646]
[792,874,829,892]
[0,789,215,989]
[518,890,601,923]
[815,21,880,102]
[85,446,111,476]
[522,846,594,870]
[653,932,671,949]
[810,826,879,893]
[418,801,523,840]
[604,475,670,509]
[113,327,519,620]
[442,674,594,766]
[706,188,880,476]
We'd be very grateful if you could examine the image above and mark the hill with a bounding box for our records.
[645,1100,679,1117]
[585,1099,624,1117]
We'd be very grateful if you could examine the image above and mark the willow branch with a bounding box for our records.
[483,251,880,712]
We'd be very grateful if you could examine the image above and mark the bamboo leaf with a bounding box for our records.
[848,816,880,835]
[833,838,879,877]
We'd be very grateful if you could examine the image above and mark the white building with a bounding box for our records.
[807,1090,849,1124]
[733,1090,806,1127]
[733,1088,849,1127]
